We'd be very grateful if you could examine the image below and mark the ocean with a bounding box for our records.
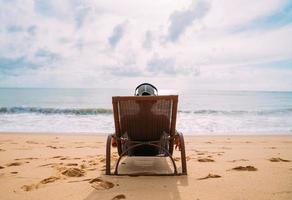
[0,88,292,135]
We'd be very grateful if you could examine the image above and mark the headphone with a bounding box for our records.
[134,83,158,96]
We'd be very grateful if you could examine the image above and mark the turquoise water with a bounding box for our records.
[0,88,292,134]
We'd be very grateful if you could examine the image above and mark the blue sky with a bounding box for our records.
[0,0,292,91]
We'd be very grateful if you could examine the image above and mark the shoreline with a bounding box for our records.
[0,131,291,136]
[0,132,292,199]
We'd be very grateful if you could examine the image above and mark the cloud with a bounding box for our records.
[167,0,210,42]
[147,54,176,74]
[0,0,291,91]
[106,66,142,77]
[203,0,287,29]
[73,4,90,29]
[34,0,72,19]
[108,22,126,48]
[7,25,23,33]
[143,31,153,50]
[34,0,55,17]
[27,25,37,35]
[0,48,60,77]
[0,56,38,76]
[147,54,200,76]
[34,49,60,62]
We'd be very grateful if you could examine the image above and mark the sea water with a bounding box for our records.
[0,88,291,135]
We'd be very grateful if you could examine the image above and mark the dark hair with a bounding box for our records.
[134,83,158,96]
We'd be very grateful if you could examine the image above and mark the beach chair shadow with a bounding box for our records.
[84,175,189,200]
[106,95,187,175]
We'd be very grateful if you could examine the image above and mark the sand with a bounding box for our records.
[0,132,292,200]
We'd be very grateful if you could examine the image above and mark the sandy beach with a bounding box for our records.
[0,132,291,200]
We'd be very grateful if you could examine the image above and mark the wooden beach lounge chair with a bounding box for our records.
[106,95,187,175]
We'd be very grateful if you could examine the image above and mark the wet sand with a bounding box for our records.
[0,132,292,200]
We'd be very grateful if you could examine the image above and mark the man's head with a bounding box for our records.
[135,83,158,96]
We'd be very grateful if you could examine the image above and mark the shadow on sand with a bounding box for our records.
[84,157,188,200]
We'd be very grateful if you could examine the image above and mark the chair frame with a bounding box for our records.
[106,95,187,175]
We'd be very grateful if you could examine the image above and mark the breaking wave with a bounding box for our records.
[0,107,113,115]
[1,107,292,116]
[179,109,292,115]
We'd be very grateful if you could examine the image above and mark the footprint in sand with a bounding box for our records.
[0,148,5,152]
[232,166,257,171]
[10,171,18,174]
[21,176,60,191]
[80,164,87,169]
[61,168,85,177]
[112,194,126,200]
[21,184,36,191]
[221,147,232,150]
[40,176,60,184]
[6,162,23,167]
[47,145,58,149]
[197,173,221,180]
[228,159,249,163]
[89,178,114,190]
[60,157,70,160]
[269,157,290,162]
[87,168,98,171]
[67,178,92,183]
[66,163,78,166]
[15,157,38,161]
[88,160,99,166]
[51,156,63,159]
[0,166,5,169]
[198,158,214,162]
[46,145,64,149]
[174,156,191,161]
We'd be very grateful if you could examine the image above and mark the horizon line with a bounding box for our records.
[0,87,291,93]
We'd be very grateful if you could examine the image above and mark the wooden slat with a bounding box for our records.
[170,99,178,137]
[112,95,178,102]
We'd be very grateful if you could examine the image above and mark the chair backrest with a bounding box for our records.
[112,95,178,145]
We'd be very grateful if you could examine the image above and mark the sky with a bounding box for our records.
[0,0,292,91]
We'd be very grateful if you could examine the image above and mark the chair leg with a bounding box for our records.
[106,134,113,175]
[178,132,187,175]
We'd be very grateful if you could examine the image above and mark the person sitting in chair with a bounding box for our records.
[111,83,181,155]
